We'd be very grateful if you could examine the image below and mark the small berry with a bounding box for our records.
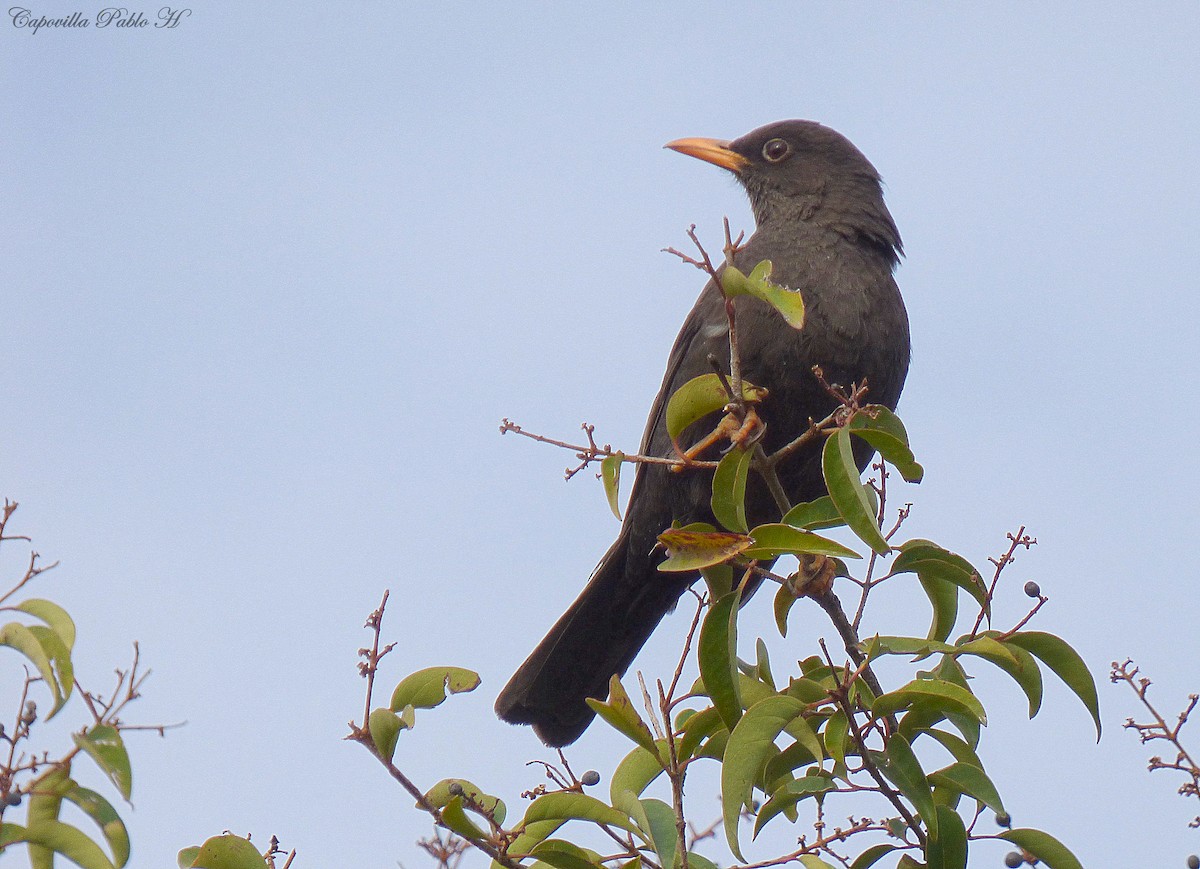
[5,791,20,807]
[1004,852,1024,868]
[1023,581,1041,598]
[994,811,1012,828]
[447,782,465,796]
[580,770,600,787]
[1186,855,1199,869]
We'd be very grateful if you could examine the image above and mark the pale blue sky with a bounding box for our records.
[3,4,1200,867]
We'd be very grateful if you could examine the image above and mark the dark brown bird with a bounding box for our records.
[496,120,911,746]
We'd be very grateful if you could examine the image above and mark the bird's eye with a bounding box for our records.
[762,138,791,163]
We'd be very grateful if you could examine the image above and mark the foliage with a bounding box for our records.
[345,231,1102,869]
[0,501,160,869]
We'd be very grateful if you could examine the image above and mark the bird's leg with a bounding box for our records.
[672,413,743,467]
[788,553,838,598]
[673,402,765,471]
[729,405,765,449]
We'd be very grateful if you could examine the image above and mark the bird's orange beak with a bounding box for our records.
[664,137,749,172]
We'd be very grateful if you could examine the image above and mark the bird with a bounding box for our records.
[496,120,911,746]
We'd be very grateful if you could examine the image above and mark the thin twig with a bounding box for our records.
[819,640,926,849]
[1112,659,1200,825]
[500,418,718,475]
[969,527,1036,637]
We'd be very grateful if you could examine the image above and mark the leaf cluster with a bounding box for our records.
[0,502,146,869]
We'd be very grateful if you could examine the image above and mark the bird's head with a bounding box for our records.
[665,119,901,261]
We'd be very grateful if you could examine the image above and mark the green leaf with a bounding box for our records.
[27,766,71,869]
[10,820,120,869]
[27,625,73,716]
[586,675,660,757]
[821,429,889,555]
[722,695,819,859]
[878,733,937,840]
[698,590,742,731]
[763,739,825,789]
[657,528,753,572]
[442,795,488,840]
[957,634,1043,718]
[610,744,666,805]
[931,657,980,746]
[798,856,838,869]
[700,562,735,599]
[498,820,564,866]
[72,726,132,801]
[677,706,724,762]
[636,799,677,869]
[786,676,832,704]
[1005,631,1101,738]
[665,373,768,440]
[868,636,956,658]
[873,678,987,726]
[920,728,985,771]
[178,846,201,869]
[889,541,988,614]
[368,708,405,760]
[601,453,624,519]
[754,638,775,690]
[0,621,64,713]
[425,779,506,825]
[743,523,861,560]
[389,666,480,711]
[773,583,797,637]
[927,762,1004,815]
[530,839,604,869]
[189,833,266,869]
[16,599,76,651]
[925,804,966,869]
[919,571,959,643]
[781,496,845,530]
[998,829,1083,869]
[823,710,851,769]
[754,774,836,836]
[850,844,898,869]
[723,261,806,329]
[848,407,924,483]
[62,786,130,868]
[27,771,131,869]
[712,445,753,532]
[521,792,637,833]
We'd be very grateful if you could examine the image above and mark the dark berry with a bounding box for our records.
[994,811,1011,828]
[580,770,600,787]
[1023,580,1041,598]
[5,791,20,807]
[1186,855,1198,869]
[447,781,465,796]
[1004,852,1024,868]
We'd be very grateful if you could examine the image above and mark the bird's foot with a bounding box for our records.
[788,553,837,598]
[672,413,743,468]
[728,405,765,449]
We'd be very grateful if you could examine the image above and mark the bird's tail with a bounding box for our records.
[495,526,689,747]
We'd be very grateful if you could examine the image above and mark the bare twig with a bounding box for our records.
[500,418,719,476]
[969,527,1036,637]
[357,590,394,730]
[818,639,926,849]
[1112,659,1200,826]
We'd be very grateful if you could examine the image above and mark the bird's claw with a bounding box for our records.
[788,553,837,598]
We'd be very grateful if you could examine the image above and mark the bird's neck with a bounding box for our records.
[748,177,902,267]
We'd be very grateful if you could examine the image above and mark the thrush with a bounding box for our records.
[496,120,911,746]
